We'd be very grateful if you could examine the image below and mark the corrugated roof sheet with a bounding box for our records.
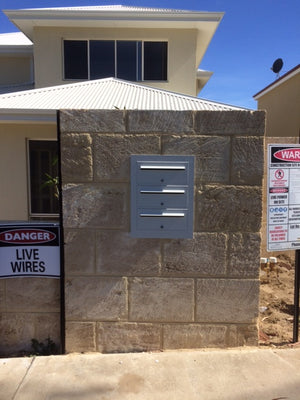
[19,5,191,13]
[0,78,246,112]
[0,32,32,46]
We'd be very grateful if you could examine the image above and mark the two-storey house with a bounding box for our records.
[0,5,244,222]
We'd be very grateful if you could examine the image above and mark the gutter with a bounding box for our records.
[0,109,56,124]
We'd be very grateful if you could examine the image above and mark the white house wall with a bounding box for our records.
[0,56,32,86]
[33,27,198,96]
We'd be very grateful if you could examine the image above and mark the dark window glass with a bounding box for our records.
[90,40,115,79]
[144,42,167,80]
[29,141,59,215]
[117,41,141,81]
[64,40,88,79]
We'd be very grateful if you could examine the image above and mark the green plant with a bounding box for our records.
[42,155,59,199]
[31,337,58,356]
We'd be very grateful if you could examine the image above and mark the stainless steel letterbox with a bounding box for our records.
[130,155,194,238]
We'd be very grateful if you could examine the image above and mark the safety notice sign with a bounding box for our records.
[267,145,300,251]
[0,223,60,278]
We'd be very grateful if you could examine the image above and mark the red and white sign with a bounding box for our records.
[0,224,60,279]
[0,229,56,245]
[268,145,300,251]
[273,148,300,162]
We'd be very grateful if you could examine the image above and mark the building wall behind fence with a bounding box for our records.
[60,109,265,353]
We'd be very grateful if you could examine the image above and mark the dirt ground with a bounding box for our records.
[259,253,299,347]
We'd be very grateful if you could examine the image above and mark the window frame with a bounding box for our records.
[62,39,168,82]
[27,139,59,220]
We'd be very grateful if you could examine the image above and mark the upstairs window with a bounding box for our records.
[63,40,167,81]
[28,140,59,217]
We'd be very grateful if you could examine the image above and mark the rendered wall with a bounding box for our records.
[0,56,32,86]
[60,109,265,353]
[33,27,198,96]
[257,72,300,138]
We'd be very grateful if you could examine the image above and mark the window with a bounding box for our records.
[63,40,167,81]
[28,140,59,216]
[64,40,88,79]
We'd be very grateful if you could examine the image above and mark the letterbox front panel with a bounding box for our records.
[131,155,194,239]
[137,186,188,208]
[136,162,189,185]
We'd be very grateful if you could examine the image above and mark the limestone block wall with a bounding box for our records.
[60,110,265,353]
[0,278,60,356]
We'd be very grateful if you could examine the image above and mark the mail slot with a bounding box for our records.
[137,186,188,208]
[136,162,188,185]
[131,155,194,238]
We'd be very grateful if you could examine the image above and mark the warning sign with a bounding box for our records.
[267,145,300,251]
[0,224,60,278]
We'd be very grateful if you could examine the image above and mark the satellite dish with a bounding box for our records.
[271,58,283,76]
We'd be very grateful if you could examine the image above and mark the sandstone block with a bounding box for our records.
[65,276,127,321]
[0,280,5,311]
[0,313,35,356]
[231,137,264,185]
[97,322,161,353]
[60,133,93,183]
[196,279,260,323]
[93,134,160,181]
[127,110,194,133]
[196,185,262,232]
[34,313,61,349]
[65,321,96,352]
[62,183,128,228]
[64,229,95,275]
[129,278,194,322]
[227,324,258,346]
[162,135,230,183]
[194,110,265,136]
[96,231,160,276]
[59,110,125,133]
[163,324,227,349]
[227,233,261,278]
[162,233,227,276]
[6,278,60,312]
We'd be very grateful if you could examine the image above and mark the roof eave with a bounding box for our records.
[0,45,33,56]
[254,65,300,100]
[0,109,56,124]
[4,8,224,41]
[197,68,213,88]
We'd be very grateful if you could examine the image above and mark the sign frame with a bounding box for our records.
[267,144,300,252]
[0,222,60,279]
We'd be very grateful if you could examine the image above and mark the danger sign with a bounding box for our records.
[267,145,300,251]
[0,224,60,278]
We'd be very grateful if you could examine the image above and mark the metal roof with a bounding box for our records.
[0,78,245,119]
[21,5,188,13]
[0,32,32,46]
[0,32,33,55]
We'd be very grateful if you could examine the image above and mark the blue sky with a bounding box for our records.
[0,0,299,109]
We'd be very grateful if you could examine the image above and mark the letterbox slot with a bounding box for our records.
[140,165,186,170]
[140,189,185,194]
[139,212,185,217]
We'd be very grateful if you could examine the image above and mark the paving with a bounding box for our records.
[1,347,300,400]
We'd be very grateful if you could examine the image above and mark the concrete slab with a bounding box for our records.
[0,357,33,400]
[1,348,300,400]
